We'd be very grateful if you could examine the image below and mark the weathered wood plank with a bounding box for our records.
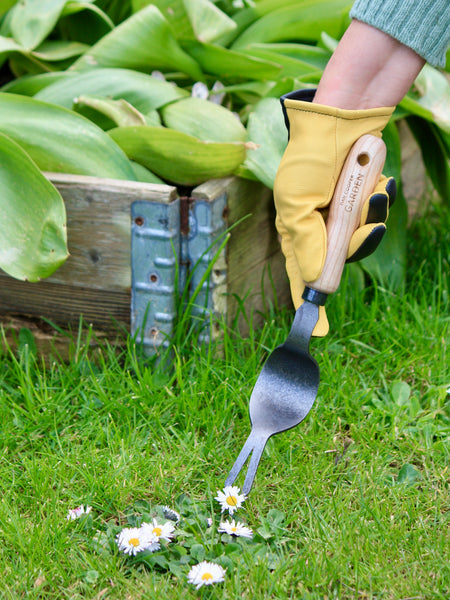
[0,278,130,329]
[42,173,178,291]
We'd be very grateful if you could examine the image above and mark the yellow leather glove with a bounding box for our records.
[273,89,396,336]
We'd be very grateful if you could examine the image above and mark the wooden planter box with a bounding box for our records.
[0,174,290,358]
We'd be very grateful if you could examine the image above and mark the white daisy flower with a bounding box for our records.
[116,527,160,556]
[141,518,175,542]
[215,485,246,515]
[218,519,253,539]
[187,561,226,589]
[66,505,92,520]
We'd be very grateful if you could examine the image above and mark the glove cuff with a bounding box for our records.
[280,88,395,138]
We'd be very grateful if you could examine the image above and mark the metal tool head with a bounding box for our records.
[225,301,320,495]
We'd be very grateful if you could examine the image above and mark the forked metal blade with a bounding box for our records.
[224,431,269,494]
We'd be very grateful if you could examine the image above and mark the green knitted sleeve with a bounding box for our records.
[350,0,450,67]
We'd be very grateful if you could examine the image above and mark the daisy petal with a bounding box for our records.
[187,561,226,589]
[214,486,246,515]
[116,527,160,556]
[218,519,253,539]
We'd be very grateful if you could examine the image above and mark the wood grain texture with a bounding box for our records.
[311,135,386,295]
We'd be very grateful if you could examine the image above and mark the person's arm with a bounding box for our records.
[313,19,426,110]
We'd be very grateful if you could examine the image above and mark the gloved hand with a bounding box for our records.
[273,89,396,336]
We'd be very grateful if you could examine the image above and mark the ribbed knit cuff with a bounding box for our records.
[350,0,450,67]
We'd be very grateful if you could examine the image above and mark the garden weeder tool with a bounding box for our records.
[225,134,387,495]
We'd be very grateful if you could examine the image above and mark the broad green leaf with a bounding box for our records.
[246,42,330,70]
[161,97,247,142]
[406,116,450,203]
[96,0,131,25]
[216,0,318,46]
[109,125,247,185]
[0,0,17,19]
[130,160,165,184]
[243,97,287,188]
[73,95,161,129]
[231,0,350,49]
[182,0,236,43]
[408,64,450,134]
[55,2,115,45]
[391,381,411,406]
[0,35,87,76]
[361,120,407,289]
[218,80,275,104]
[182,40,281,81]
[74,95,149,129]
[71,5,203,81]
[131,0,195,40]
[0,93,136,179]
[35,68,188,112]
[0,71,71,95]
[8,0,68,49]
[31,39,90,61]
[262,77,304,98]
[397,463,422,486]
[62,0,114,24]
[241,45,323,79]
[0,132,68,281]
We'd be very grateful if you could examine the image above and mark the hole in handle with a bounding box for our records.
[357,152,370,166]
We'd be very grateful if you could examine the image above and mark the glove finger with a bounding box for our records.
[347,223,386,263]
[276,215,304,308]
[359,176,396,225]
[276,217,329,336]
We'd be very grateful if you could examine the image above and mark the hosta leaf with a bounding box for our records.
[218,80,276,104]
[246,42,330,70]
[35,68,188,112]
[74,95,150,129]
[243,97,287,188]
[0,132,68,281]
[160,97,247,142]
[241,45,323,79]
[109,125,247,185]
[231,0,350,49]
[0,93,136,179]
[0,0,16,19]
[7,0,68,49]
[31,39,90,61]
[0,35,87,77]
[55,2,115,45]
[215,0,311,46]
[182,0,236,43]
[71,5,203,81]
[404,64,450,134]
[182,40,281,81]
[131,0,195,40]
[130,160,165,184]
[0,71,70,95]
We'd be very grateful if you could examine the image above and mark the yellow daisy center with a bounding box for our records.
[153,527,162,536]
[201,572,213,581]
[129,537,140,547]
[231,526,237,532]
[226,495,237,506]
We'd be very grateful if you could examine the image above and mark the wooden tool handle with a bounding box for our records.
[309,134,386,295]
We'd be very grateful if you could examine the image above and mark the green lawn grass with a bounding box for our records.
[0,202,448,599]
